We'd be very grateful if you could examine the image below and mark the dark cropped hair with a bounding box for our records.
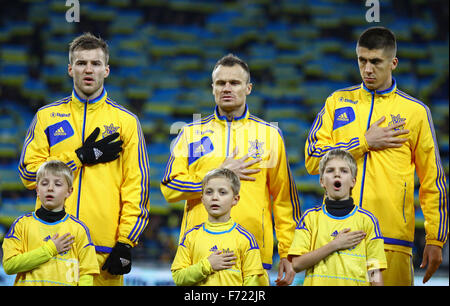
[69,32,109,65]
[213,53,251,83]
[357,26,397,58]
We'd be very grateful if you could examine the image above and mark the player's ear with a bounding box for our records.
[232,194,240,206]
[104,64,110,78]
[246,82,252,95]
[391,57,398,71]
[66,186,74,199]
[68,64,73,77]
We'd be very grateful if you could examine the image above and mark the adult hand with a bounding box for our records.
[365,116,409,150]
[220,147,261,181]
[275,257,295,286]
[76,127,123,165]
[102,242,132,275]
[420,244,442,284]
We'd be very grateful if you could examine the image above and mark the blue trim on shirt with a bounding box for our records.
[383,237,414,248]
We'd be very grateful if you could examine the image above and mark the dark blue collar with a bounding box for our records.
[362,77,397,95]
[73,87,106,104]
[214,104,248,122]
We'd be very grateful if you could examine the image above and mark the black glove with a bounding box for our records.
[102,242,132,275]
[75,127,123,165]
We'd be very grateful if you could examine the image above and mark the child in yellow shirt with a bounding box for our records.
[2,160,99,286]
[289,149,387,286]
[171,168,265,286]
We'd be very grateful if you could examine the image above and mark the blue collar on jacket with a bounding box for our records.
[362,77,397,95]
[72,87,106,104]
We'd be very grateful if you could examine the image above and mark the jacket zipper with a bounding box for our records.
[76,99,88,218]
[402,182,407,223]
[359,92,375,207]
[226,121,231,157]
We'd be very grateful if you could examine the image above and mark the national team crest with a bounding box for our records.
[388,114,406,131]
[248,139,264,158]
[102,123,120,138]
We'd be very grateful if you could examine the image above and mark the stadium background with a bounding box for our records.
[0,0,448,286]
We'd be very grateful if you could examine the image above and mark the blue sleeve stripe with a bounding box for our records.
[172,178,202,186]
[357,208,382,238]
[306,106,326,157]
[162,155,175,183]
[309,138,360,158]
[5,213,33,240]
[295,206,320,229]
[106,97,151,243]
[69,215,94,245]
[186,114,215,127]
[128,118,151,243]
[180,223,203,247]
[18,115,38,181]
[163,181,202,192]
[236,225,259,250]
[396,90,448,242]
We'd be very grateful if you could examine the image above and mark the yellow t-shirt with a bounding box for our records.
[171,219,264,286]
[289,205,387,286]
[2,212,99,286]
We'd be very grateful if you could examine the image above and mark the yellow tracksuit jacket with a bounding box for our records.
[305,79,448,255]
[18,89,150,252]
[161,106,301,268]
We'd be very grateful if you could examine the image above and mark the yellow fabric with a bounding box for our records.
[171,218,265,286]
[161,106,301,267]
[2,212,99,286]
[305,81,448,254]
[3,240,57,275]
[289,204,387,286]
[382,250,413,286]
[78,274,94,286]
[93,253,123,286]
[18,89,150,249]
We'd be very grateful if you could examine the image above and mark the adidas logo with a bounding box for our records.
[43,235,51,242]
[209,245,218,252]
[195,144,206,154]
[331,230,338,237]
[337,112,349,122]
[93,148,103,160]
[54,127,66,136]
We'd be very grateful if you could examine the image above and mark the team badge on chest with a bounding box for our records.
[388,114,406,131]
[102,123,120,138]
[248,140,264,158]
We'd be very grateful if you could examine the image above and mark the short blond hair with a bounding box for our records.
[36,160,73,189]
[202,168,240,196]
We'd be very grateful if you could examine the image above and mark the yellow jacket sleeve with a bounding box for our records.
[305,98,369,175]
[160,128,204,203]
[268,130,301,258]
[3,240,57,275]
[413,105,448,246]
[118,118,150,246]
